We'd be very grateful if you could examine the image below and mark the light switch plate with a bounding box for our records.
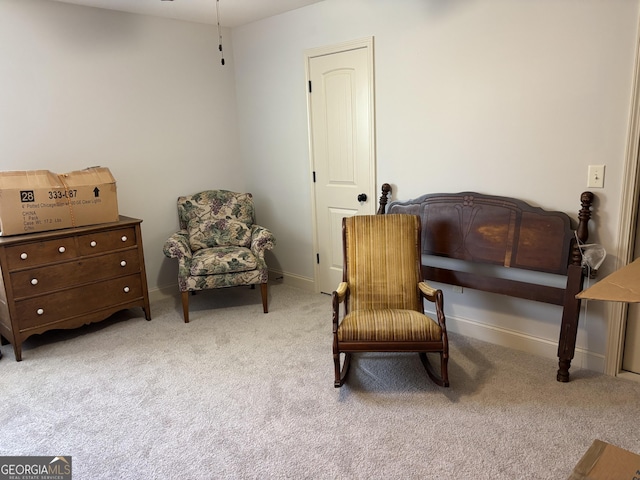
[587,165,605,188]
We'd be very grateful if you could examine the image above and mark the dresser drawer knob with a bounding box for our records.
[120,260,127,267]
[121,235,128,242]
[31,278,38,285]
[58,246,66,253]
[36,308,44,315]
[90,241,97,247]
[123,286,130,293]
[20,253,28,260]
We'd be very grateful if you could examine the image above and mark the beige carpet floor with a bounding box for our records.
[1,282,639,479]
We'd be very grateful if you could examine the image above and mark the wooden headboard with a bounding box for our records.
[378,183,595,382]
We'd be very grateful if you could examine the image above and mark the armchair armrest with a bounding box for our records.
[163,231,194,280]
[250,225,276,256]
[163,231,192,260]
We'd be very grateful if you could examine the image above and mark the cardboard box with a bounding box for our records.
[577,259,640,303]
[0,167,119,236]
[568,439,640,480]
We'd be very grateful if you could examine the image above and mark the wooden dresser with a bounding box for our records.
[0,216,151,361]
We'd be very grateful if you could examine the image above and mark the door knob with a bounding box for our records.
[357,193,367,202]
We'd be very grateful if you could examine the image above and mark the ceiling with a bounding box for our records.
[48,0,324,27]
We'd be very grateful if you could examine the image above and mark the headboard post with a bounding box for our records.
[570,191,594,267]
[376,183,392,215]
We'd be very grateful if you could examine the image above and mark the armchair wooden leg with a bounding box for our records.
[261,283,268,313]
[181,291,190,323]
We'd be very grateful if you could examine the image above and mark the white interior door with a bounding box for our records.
[306,38,376,294]
[622,218,640,374]
[607,22,640,379]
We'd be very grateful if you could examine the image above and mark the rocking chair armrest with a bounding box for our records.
[419,281,439,301]
[332,282,349,332]
[334,282,348,303]
[419,281,447,329]
[163,231,192,260]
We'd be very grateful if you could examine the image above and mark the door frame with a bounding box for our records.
[605,25,640,379]
[304,37,376,293]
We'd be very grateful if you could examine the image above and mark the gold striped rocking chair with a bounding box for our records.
[332,214,450,388]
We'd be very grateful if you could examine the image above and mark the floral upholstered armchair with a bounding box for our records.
[163,190,276,323]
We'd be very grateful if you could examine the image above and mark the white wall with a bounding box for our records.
[0,0,242,293]
[232,0,640,370]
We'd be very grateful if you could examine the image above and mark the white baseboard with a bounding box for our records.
[148,285,179,304]
[268,269,316,292]
[617,370,640,383]
[442,312,606,374]
[150,272,316,305]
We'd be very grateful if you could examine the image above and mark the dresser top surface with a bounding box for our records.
[0,215,142,245]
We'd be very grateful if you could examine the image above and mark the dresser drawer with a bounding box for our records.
[10,249,141,298]
[5,238,77,271]
[15,274,144,330]
[77,227,137,255]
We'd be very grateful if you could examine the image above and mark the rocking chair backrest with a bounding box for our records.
[343,214,423,312]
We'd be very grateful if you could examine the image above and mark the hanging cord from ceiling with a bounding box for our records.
[160,0,224,66]
[216,0,225,66]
